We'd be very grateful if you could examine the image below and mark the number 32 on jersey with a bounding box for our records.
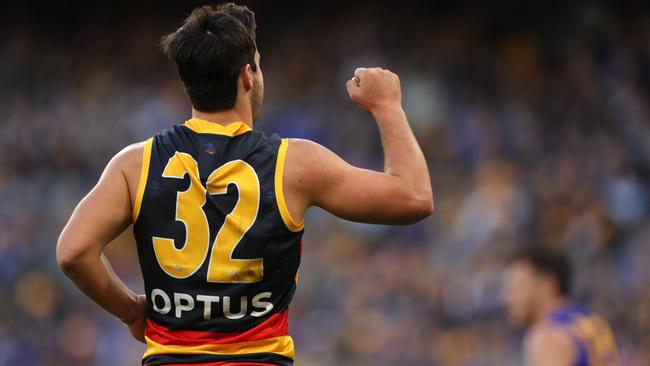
[152,152,263,283]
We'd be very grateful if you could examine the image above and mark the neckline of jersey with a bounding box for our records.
[183,118,252,137]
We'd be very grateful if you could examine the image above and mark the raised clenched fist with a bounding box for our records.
[346,67,402,114]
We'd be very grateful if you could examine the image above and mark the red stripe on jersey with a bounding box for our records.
[146,310,289,346]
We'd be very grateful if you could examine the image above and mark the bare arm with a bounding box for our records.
[284,67,433,225]
[525,326,575,366]
[56,142,147,342]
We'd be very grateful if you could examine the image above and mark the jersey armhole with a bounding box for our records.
[131,137,153,222]
[275,138,305,232]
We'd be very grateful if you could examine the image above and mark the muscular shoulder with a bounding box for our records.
[106,141,148,199]
[286,138,329,164]
[285,138,345,174]
[280,138,341,218]
[285,138,319,179]
[109,141,146,175]
[284,138,343,192]
[115,141,146,163]
[525,323,575,366]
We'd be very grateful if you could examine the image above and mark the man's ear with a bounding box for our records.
[241,64,254,92]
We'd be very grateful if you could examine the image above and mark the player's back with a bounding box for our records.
[132,118,303,366]
[548,304,620,366]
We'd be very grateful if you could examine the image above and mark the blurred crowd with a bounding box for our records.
[1,1,649,365]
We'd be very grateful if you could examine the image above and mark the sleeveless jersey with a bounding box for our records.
[132,118,304,366]
[547,304,619,366]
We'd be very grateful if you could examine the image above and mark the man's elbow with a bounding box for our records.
[56,249,76,275]
[402,194,434,224]
[56,239,84,275]
[414,194,435,218]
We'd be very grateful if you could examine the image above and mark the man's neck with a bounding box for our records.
[536,295,568,322]
[192,109,253,128]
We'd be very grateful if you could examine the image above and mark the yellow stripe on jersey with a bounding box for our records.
[275,138,304,232]
[183,118,252,136]
[132,137,153,222]
[569,313,619,364]
[143,335,296,360]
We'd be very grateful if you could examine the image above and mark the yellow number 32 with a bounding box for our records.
[152,152,263,283]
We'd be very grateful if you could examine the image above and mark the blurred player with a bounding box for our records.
[56,3,432,366]
[503,246,620,366]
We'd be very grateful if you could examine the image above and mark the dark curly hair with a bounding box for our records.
[161,3,257,112]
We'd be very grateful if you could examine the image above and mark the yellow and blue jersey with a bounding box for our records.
[548,304,619,366]
[132,118,303,366]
